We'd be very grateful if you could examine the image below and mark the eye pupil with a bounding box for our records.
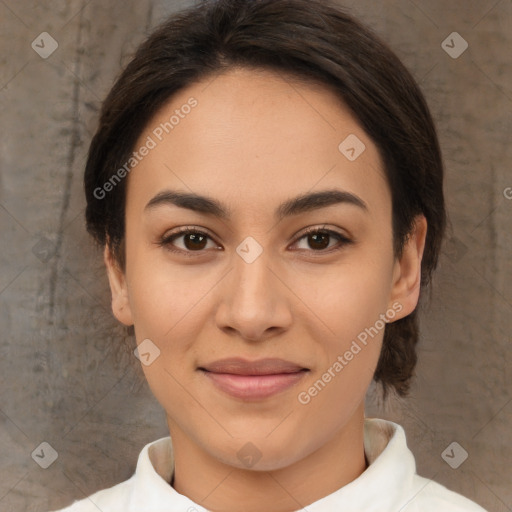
[309,232,330,250]
[185,233,207,250]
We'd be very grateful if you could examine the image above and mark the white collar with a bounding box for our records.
[125,417,419,511]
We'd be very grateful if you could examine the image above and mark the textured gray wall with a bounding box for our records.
[0,1,510,511]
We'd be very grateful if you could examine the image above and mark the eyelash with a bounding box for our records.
[157,225,353,258]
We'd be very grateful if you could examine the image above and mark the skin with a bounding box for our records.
[104,67,427,512]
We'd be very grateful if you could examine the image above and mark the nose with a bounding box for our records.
[215,241,293,342]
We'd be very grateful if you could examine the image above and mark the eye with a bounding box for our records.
[291,226,353,253]
[158,225,353,257]
[158,226,220,256]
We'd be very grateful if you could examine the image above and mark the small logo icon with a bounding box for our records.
[441,441,468,469]
[31,441,58,469]
[236,236,263,264]
[338,134,366,161]
[32,237,56,263]
[441,32,468,59]
[134,338,161,366]
[31,32,59,59]
[237,441,262,468]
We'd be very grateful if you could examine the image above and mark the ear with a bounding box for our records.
[104,245,134,326]
[388,215,428,320]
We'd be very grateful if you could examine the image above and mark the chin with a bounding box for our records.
[209,433,302,472]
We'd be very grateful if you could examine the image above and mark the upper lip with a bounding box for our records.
[199,357,309,376]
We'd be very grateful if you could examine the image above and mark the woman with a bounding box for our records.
[53,0,487,510]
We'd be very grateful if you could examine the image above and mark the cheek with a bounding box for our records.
[292,254,393,391]
[125,242,214,340]
[296,254,394,344]
[292,266,389,427]
[125,255,223,400]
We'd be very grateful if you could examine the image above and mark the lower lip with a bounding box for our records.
[201,370,308,400]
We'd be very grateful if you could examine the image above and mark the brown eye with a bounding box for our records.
[180,232,208,251]
[293,227,353,253]
[159,227,218,255]
[158,225,352,258]
[306,231,331,250]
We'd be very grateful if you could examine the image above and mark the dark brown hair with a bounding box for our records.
[84,0,446,398]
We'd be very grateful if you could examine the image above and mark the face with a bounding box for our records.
[105,67,426,471]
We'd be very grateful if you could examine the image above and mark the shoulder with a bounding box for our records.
[363,418,488,512]
[408,473,488,511]
[48,476,134,512]
[48,436,173,512]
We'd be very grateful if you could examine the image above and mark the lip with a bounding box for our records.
[198,357,310,400]
[199,357,308,375]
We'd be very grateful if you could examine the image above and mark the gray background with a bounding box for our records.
[0,1,510,511]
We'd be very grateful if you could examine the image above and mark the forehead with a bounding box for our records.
[126,67,389,216]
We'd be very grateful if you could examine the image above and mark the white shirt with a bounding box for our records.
[52,418,487,511]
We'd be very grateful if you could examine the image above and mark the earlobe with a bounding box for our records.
[103,245,134,326]
[388,215,428,320]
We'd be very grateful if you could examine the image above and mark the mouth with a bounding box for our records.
[199,357,309,375]
[198,357,310,400]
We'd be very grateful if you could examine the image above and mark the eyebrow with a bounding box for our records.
[144,188,368,220]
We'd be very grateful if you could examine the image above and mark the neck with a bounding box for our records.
[167,404,367,512]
